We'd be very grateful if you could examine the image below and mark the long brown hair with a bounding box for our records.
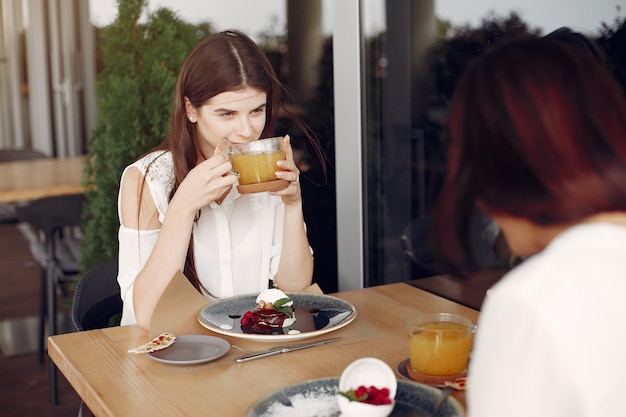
[144,30,324,291]
[433,37,626,276]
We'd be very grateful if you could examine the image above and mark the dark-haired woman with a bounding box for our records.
[433,37,626,416]
[117,31,321,329]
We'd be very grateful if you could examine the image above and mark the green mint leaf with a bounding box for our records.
[338,390,357,401]
[273,297,294,319]
[273,297,291,308]
[338,389,369,402]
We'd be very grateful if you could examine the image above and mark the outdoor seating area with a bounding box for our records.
[2,1,625,416]
[0,223,81,417]
[0,219,498,417]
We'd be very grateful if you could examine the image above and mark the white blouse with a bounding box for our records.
[117,151,284,325]
[468,222,626,416]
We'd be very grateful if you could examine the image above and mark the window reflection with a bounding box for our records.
[86,0,625,291]
[362,0,625,285]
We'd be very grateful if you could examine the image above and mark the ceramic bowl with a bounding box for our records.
[336,357,397,417]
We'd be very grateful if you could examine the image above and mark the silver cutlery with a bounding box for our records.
[234,336,342,362]
[231,344,283,355]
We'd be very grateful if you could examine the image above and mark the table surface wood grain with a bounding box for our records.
[0,156,86,203]
[48,282,479,416]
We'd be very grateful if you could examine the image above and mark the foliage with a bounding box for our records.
[406,12,542,210]
[80,0,205,272]
[256,15,287,50]
[597,15,626,93]
[425,12,541,100]
[360,12,542,283]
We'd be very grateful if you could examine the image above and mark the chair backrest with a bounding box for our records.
[16,193,85,232]
[0,149,47,162]
[71,258,122,331]
[15,194,85,277]
[0,149,48,224]
[400,216,439,279]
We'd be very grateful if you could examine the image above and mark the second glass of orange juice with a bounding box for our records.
[407,312,475,376]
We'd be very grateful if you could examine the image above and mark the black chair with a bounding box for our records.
[71,258,121,417]
[15,193,85,404]
[400,216,439,280]
[0,149,48,162]
[0,149,47,224]
[72,258,121,332]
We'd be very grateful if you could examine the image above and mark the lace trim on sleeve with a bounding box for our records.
[138,151,175,223]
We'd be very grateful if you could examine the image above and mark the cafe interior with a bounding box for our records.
[1,0,624,416]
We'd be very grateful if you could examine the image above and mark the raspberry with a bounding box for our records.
[240,311,253,326]
[339,384,392,406]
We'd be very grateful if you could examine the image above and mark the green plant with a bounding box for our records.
[80,0,207,272]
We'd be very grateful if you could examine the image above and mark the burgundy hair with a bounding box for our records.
[433,37,626,275]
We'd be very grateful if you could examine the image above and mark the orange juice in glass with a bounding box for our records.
[407,312,475,376]
[232,151,284,184]
[226,136,289,193]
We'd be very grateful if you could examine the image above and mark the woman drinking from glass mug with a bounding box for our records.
[117,30,323,329]
[432,37,626,416]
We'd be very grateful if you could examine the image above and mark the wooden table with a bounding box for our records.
[48,283,479,416]
[0,155,86,203]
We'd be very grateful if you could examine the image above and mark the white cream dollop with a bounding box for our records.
[256,288,293,306]
[256,288,295,327]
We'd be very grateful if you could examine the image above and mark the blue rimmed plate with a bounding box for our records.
[197,293,357,342]
[247,377,463,417]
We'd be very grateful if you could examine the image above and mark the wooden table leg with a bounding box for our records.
[45,234,58,405]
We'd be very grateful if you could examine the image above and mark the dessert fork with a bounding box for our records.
[232,337,342,362]
[231,344,282,355]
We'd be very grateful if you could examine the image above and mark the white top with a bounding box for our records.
[117,151,285,325]
[468,222,626,417]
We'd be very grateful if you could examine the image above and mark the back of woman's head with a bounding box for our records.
[434,36,626,273]
[544,27,609,68]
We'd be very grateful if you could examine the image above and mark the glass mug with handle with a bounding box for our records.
[225,136,289,194]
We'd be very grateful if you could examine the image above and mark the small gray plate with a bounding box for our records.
[148,335,230,365]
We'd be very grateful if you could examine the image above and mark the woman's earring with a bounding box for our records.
[189,117,195,123]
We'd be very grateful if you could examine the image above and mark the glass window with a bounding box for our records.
[360,0,625,287]
[86,0,626,292]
